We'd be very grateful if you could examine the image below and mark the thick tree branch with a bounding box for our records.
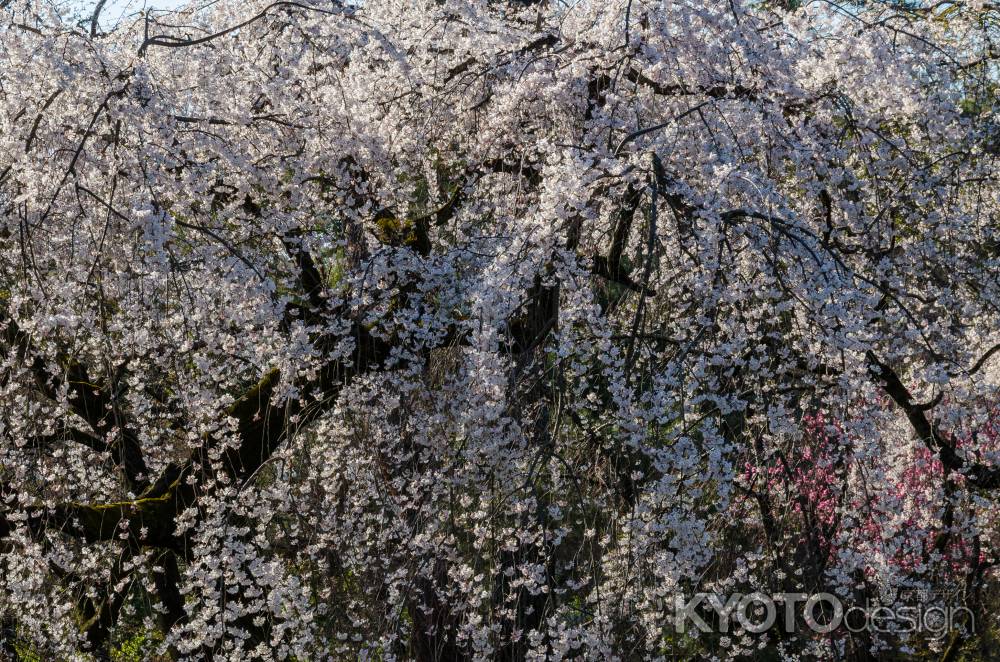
[0,313,150,490]
[867,351,1000,490]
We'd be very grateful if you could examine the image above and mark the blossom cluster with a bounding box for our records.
[1,0,999,659]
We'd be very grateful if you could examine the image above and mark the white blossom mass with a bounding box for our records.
[1,0,1000,659]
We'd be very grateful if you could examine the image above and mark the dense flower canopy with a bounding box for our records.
[1,0,999,659]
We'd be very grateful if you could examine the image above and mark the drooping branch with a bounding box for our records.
[626,68,758,102]
[138,1,346,56]
[964,341,1000,377]
[625,67,823,116]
